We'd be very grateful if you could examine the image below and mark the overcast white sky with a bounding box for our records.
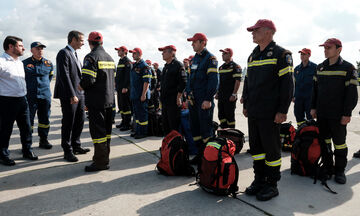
[1,0,360,68]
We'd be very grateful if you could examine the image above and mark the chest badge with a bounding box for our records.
[266,51,273,57]
[27,64,34,68]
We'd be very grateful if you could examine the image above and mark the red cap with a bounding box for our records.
[115,46,128,52]
[188,55,194,61]
[145,59,152,65]
[247,19,276,32]
[158,45,177,51]
[129,47,142,56]
[298,48,311,56]
[319,38,342,47]
[187,33,208,42]
[88,31,103,42]
[153,62,159,67]
[219,48,233,57]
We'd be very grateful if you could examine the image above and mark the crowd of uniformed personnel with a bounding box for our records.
[0,19,359,201]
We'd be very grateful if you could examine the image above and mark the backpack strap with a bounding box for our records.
[229,156,239,198]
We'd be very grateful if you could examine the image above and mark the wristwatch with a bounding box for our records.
[232,93,237,98]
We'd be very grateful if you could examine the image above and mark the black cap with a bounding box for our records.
[31,41,46,49]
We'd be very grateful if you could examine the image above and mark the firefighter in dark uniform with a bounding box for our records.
[293,48,317,126]
[129,48,151,139]
[311,38,358,184]
[158,45,187,135]
[146,59,160,111]
[114,46,133,131]
[216,48,242,129]
[153,62,162,99]
[186,33,219,164]
[78,32,115,172]
[355,69,360,158]
[23,42,53,149]
[153,62,162,80]
[242,19,294,201]
[183,58,190,74]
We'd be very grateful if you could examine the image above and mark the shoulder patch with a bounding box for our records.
[44,60,52,67]
[353,70,359,78]
[281,50,292,58]
[83,56,94,68]
[285,54,293,65]
[209,56,217,60]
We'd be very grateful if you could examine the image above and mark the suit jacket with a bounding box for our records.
[54,46,84,99]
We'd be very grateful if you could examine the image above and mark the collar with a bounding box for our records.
[67,44,76,54]
[197,48,208,57]
[32,56,43,63]
[324,56,343,66]
[3,52,16,61]
[254,41,276,56]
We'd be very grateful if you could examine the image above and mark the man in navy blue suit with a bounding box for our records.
[54,30,90,162]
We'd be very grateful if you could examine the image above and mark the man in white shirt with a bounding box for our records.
[0,36,38,166]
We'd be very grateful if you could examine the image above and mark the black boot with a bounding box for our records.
[245,179,266,195]
[85,163,109,172]
[256,181,279,201]
[39,137,53,149]
[354,150,360,158]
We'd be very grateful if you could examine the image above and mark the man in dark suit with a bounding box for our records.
[54,30,90,162]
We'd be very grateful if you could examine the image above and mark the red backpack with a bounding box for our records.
[156,130,195,176]
[291,120,336,194]
[197,137,239,197]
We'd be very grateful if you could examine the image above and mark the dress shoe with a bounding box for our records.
[256,183,279,201]
[0,155,15,166]
[353,150,360,158]
[130,132,136,137]
[64,152,79,162]
[116,123,123,128]
[23,151,38,160]
[85,163,109,172]
[39,137,53,149]
[245,180,266,195]
[134,134,147,139]
[334,172,346,184]
[73,147,90,155]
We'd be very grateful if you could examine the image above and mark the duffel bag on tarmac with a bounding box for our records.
[156,130,195,176]
[217,128,245,154]
[196,137,239,197]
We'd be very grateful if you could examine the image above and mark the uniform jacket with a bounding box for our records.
[115,56,132,91]
[218,60,242,98]
[160,58,187,104]
[54,46,84,99]
[186,48,219,101]
[130,59,151,100]
[311,56,358,118]
[242,41,294,119]
[23,56,54,100]
[80,45,115,109]
[294,61,317,99]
